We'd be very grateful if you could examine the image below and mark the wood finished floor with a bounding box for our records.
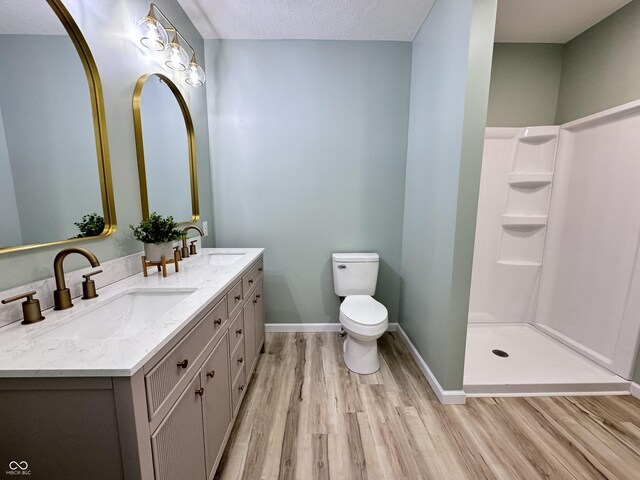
[214,332,640,480]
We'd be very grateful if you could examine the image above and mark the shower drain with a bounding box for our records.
[492,349,509,358]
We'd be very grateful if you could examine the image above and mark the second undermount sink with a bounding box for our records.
[207,253,245,266]
[46,289,196,341]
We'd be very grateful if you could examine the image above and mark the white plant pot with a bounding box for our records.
[144,242,174,263]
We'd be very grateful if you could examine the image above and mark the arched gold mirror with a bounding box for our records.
[0,0,116,254]
[132,73,199,223]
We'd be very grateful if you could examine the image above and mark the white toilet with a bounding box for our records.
[332,253,389,374]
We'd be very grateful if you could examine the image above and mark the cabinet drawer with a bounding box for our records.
[145,298,227,420]
[230,338,245,384]
[228,310,244,354]
[231,366,246,418]
[227,280,243,318]
[242,257,263,297]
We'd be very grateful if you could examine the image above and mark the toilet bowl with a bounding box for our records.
[339,295,388,374]
[332,253,388,374]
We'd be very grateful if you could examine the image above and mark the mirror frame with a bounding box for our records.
[0,0,116,254]
[132,73,200,223]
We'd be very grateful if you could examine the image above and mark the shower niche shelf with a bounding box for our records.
[496,260,542,267]
[508,172,553,188]
[501,215,547,228]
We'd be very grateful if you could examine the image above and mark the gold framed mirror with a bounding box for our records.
[132,73,199,223]
[0,0,116,254]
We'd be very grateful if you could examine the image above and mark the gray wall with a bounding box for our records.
[556,0,640,124]
[0,0,214,291]
[400,0,496,391]
[487,43,564,127]
[205,40,412,324]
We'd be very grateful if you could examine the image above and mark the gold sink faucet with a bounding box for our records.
[53,247,100,310]
[181,225,204,258]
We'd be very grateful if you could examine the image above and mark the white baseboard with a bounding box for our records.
[395,325,466,405]
[631,382,640,400]
[265,322,399,333]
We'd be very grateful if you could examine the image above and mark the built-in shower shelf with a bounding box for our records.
[508,172,553,188]
[517,127,560,145]
[501,215,547,228]
[497,260,542,267]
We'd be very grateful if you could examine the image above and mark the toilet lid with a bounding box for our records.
[341,295,388,325]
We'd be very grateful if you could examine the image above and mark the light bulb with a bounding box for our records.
[165,34,188,71]
[137,8,168,51]
[185,55,205,87]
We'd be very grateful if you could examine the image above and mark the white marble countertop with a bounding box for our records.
[0,248,263,378]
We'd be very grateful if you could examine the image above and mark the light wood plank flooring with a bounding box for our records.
[215,332,640,480]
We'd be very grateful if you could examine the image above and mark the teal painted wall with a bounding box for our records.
[487,43,564,127]
[0,100,21,246]
[556,0,640,124]
[0,35,101,245]
[0,0,214,291]
[399,0,497,390]
[205,40,412,325]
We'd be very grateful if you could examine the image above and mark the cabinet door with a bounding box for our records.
[243,300,257,376]
[202,334,231,478]
[151,374,206,480]
[255,281,265,354]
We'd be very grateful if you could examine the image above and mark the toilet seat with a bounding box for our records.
[339,295,388,336]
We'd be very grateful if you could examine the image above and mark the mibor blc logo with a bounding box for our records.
[5,461,30,476]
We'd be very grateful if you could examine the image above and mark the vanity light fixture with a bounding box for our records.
[136,3,206,86]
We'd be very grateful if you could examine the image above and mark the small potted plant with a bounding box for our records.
[130,212,183,262]
[74,213,105,238]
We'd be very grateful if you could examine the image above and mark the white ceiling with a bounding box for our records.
[177,0,436,41]
[0,0,67,35]
[495,0,632,43]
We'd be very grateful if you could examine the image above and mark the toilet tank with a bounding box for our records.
[332,253,380,296]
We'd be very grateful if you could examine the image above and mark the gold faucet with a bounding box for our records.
[53,247,100,310]
[181,225,204,258]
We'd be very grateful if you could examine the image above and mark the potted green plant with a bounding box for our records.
[130,212,183,262]
[74,213,105,238]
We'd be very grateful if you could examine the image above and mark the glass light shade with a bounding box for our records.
[137,14,168,51]
[165,36,188,71]
[185,59,205,87]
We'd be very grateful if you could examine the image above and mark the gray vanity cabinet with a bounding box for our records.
[0,254,264,480]
[255,281,265,357]
[243,299,257,377]
[201,335,231,478]
[151,374,206,480]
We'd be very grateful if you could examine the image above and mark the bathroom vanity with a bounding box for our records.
[0,249,265,480]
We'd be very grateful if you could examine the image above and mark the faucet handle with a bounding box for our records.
[2,291,45,325]
[190,240,197,255]
[81,269,103,300]
[82,269,103,281]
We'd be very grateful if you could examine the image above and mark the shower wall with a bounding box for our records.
[469,126,558,324]
[470,99,640,380]
[535,100,640,379]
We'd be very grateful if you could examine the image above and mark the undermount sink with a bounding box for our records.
[45,289,196,341]
[207,253,244,266]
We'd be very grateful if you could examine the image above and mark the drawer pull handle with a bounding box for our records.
[236,328,243,335]
[248,279,253,285]
[177,359,189,369]
[235,295,241,301]
[238,385,245,392]
[258,267,263,272]
[214,318,222,326]
[195,387,204,397]
[237,357,244,364]
[253,294,260,304]
[206,370,215,379]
